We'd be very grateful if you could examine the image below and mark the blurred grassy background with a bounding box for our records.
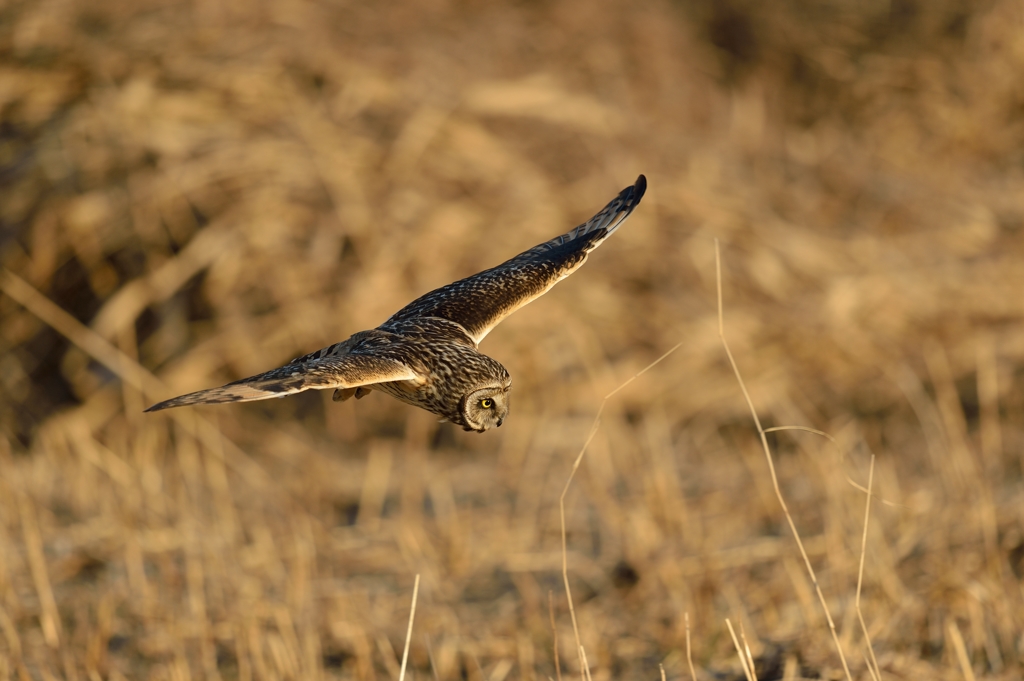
[2,0,1024,678]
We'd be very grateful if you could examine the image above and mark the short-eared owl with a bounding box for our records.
[146,175,647,431]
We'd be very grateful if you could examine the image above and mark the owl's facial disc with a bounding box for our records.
[462,384,511,432]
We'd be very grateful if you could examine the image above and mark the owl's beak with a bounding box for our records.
[496,418,503,427]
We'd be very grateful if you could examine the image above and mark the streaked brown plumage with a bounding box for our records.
[146,175,647,431]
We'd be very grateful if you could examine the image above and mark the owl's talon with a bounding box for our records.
[333,388,357,402]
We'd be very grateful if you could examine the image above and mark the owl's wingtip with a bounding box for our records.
[632,174,647,201]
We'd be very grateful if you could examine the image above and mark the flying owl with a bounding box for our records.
[146,175,647,431]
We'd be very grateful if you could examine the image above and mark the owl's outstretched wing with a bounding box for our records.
[385,175,646,345]
[144,352,421,412]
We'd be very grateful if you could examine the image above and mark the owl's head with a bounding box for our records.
[460,383,511,432]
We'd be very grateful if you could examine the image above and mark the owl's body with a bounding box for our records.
[146,175,647,431]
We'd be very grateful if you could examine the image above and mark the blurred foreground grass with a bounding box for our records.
[2,0,1024,679]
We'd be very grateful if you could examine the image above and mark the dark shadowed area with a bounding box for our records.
[1,0,1023,679]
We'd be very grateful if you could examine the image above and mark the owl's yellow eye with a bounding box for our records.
[480,398,494,409]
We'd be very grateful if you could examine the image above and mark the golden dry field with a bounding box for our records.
[2,0,1024,679]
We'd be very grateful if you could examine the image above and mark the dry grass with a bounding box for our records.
[2,0,1024,679]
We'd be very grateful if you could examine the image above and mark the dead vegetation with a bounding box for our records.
[2,0,1024,678]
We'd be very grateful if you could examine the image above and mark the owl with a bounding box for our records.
[146,175,647,431]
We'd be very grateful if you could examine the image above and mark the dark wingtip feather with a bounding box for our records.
[612,174,646,214]
[634,174,647,199]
